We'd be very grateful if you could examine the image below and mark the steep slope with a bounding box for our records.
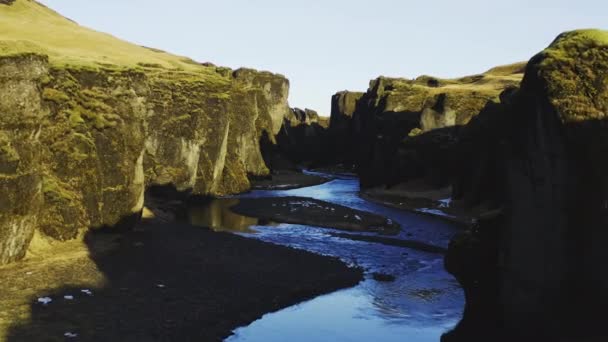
[0,0,290,264]
[445,29,608,341]
[345,62,524,188]
[328,91,364,166]
[261,107,329,170]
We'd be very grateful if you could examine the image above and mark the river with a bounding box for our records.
[185,172,464,342]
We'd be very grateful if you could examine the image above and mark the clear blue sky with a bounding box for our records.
[39,0,607,115]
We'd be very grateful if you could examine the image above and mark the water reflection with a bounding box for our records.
[186,198,265,233]
[184,172,464,341]
[227,283,459,342]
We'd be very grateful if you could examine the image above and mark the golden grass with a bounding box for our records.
[0,0,213,73]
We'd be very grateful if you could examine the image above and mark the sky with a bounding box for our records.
[39,0,607,116]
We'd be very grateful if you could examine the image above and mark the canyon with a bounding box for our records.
[1,1,607,341]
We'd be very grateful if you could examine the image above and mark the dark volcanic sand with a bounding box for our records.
[250,171,330,190]
[230,196,401,235]
[360,190,473,228]
[4,220,362,341]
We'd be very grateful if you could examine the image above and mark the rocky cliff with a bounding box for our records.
[261,107,328,171]
[444,29,608,341]
[348,63,524,189]
[328,91,364,167]
[0,0,290,264]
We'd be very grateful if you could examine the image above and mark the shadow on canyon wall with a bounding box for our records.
[442,116,608,342]
[259,120,330,172]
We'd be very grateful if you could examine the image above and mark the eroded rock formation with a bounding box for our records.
[0,0,290,264]
[328,91,364,166]
[444,29,608,341]
[348,63,524,189]
[261,107,329,170]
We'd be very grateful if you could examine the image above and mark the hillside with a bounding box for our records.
[0,0,291,264]
[0,0,218,72]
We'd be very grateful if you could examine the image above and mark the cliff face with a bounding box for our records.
[445,29,608,341]
[348,64,524,188]
[0,54,46,264]
[0,0,290,264]
[144,68,289,196]
[328,91,364,166]
[261,107,328,171]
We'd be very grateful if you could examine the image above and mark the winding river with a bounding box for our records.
[186,172,464,342]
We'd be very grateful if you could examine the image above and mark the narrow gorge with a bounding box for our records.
[1,1,607,341]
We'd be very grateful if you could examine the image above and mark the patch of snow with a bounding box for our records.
[438,198,452,208]
[64,332,78,338]
[37,297,52,305]
[156,284,166,288]
[416,208,456,218]
[81,289,93,296]
[354,215,362,221]
[64,295,74,300]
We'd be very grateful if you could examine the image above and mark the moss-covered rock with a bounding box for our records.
[0,53,47,263]
[261,107,329,171]
[346,63,524,189]
[0,1,291,264]
[445,29,608,341]
[328,91,364,165]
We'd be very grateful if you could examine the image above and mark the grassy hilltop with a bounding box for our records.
[0,0,216,71]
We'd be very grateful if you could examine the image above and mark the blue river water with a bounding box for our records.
[186,172,464,342]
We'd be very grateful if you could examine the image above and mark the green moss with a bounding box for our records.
[538,29,608,123]
[0,143,19,163]
[160,114,191,130]
[67,110,85,126]
[408,127,423,137]
[364,61,524,131]
[42,175,77,203]
[42,87,69,103]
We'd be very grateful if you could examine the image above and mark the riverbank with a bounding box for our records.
[0,215,362,341]
[250,170,331,190]
[360,186,476,228]
[231,196,401,234]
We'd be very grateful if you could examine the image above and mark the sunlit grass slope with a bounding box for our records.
[0,0,210,72]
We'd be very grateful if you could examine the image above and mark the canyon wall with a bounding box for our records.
[261,107,329,171]
[444,29,608,341]
[340,64,524,189]
[0,0,290,264]
[320,29,608,340]
[328,91,364,167]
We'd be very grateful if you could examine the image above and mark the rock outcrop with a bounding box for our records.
[444,29,608,341]
[0,0,290,264]
[261,107,329,170]
[328,91,364,166]
[347,63,524,189]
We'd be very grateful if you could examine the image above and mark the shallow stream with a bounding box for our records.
[186,172,464,342]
